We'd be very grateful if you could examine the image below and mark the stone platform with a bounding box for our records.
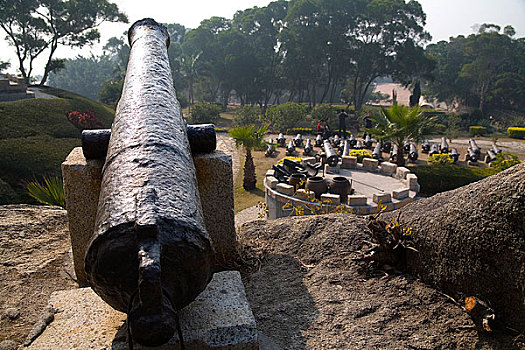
[27,271,258,350]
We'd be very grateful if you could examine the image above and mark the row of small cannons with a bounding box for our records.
[421,137,502,163]
[267,133,502,165]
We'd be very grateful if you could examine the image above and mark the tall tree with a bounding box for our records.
[0,0,127,85]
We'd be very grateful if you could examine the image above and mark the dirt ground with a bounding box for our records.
[0,205,76,348]
[238,215,524,350]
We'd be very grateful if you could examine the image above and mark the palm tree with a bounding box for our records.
[229,125,268,190]
[368,104,435,166]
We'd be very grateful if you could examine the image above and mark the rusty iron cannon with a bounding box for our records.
[469,139,481,156]
[408,143,418,162]
[440,137,449,154]
[323,140,339,167]
[429,143,439,156]
[294,133,304,147]
[286,140,296,155]
[315,134,323,147]
[84,19,215,347]
[372,141,382,160]
[450,148,459,163]
[277,133,286,147]
[303,138,313,155]
[421,140,430,153]
[265,138,276,157]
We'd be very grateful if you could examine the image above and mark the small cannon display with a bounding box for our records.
[333,134,341,147]
[440,137,449,154]
[390,144,398,163]
[84,19,214,347]
[492,143,502,154]
[408,143,418,162]
[355,140,363,149]
[421,140,430,154]
[265,138,276,157]
[294,133,304,147]
[429,143,439,156]
[403,141,410,154]
[466,147,479,162]
[349,134,357,148]
[450,148,459,163]
[315,134,323,147]
[323,140,339,167]
[469,139,481,156]
[303,139,313,155]
[277,133,286,147]
[364,134,373,149]
[372,142,382,160]
[286,140,296,155]
[485,149,497,163]
[381,140,392,153]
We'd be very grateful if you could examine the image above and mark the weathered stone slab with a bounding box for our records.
[295,189,314,201]
[396,167,410,180]
[321,193,340,204]
[348,195,367,206]
[276,183,294,196]
[406,174,419,191]
[27,271,258,350]
[363,158,379,171]
[61,147,104,286]
[392,188,409,200]
[265,169,275,177]
[341,156,357,169]
[380,162,397,176]
[266,176,279,190]
[373,193,392,204]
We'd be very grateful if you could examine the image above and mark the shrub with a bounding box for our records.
[469,126,487,136]
[233,105,261,126]
[189,102,222,124]
[491,152,522,171]
[507,127,525,139]
[348,149,372,163]
[27,176,65,208]
[0,178,19,204]
[264,102,308,132]
[408,165,497,196]
[428,153,454,165]
[67,110,103,130]
[312,104,336,122]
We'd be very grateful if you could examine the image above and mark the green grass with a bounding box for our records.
[408,164,498,197]
[0,87,115,203]
[234,148,282,214]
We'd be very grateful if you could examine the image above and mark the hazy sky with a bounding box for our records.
[2,0,525,77]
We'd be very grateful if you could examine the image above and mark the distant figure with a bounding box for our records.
[337,109,348,138]
[321,118,331,140]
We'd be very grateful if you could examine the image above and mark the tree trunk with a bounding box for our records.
[396,142,405,166]
[243,149,256,190]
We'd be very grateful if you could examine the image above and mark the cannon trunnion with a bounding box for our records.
[84,19,214,347]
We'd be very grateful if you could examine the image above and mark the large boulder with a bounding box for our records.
[386,163,525,332]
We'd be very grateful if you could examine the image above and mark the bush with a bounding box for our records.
[312,104,336,122]
[233,105,262,126]
[469,126,487,136]
[27,176,65,208]
[67,110,103,130]
[507,127,525,139]
[433,123,447,134]
[428,153,454,165]
[408,165,497,196]
[348,149,372,163]
[0,178,19,204]
[264,102,308,132]
[491,152,522,171]
[286,128,314,135]
[189,102,222,124]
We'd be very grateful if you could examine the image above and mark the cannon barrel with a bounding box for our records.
[408,143,418,162]
[422,140,430,153]
[450,148,459,163]
[82,124,217,159]
[286,140,296,155]
[277,133,286,147]
[364,134,373,149]
[355,140,363,149]
[372,142,382,160]
[294,133,303,147]
[390,144,398,163]
[469,139,481,155]
[381,140,391,153]
[315,134,323,147]
[333,134,341,147]
[323,140,339,167]
[265,138,276,157]
[84,19,214,347]
[440,137,449,154]
[467,148,478,162]
[429,143,439,156]
[492,143,502,154]
[403,141,410,153]
[304,139,313,154]
[342,139,351,157]
[485,149,497,163]
[349,134,357,147]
